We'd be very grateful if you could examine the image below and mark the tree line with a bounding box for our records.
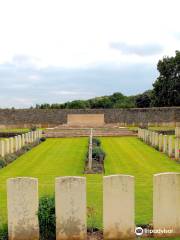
[35,51,180,109]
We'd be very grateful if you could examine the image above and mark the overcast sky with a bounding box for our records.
[0,0,180,108]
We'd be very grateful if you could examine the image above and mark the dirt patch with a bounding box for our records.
[84,137,105,174]
[84,158,104,174]
[87,230,103,240]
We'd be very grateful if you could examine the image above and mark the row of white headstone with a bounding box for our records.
[6,173,180,240]
[138,128,180,160]
[0,130,42,157]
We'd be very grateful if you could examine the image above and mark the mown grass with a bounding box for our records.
[0,137,180,239]
[128,126,175,132]
[0,128,30,133]
[148,126,175,131]
[0,138,102,229]
[101,137,180,240]
[0,128,45,133]
[101,137,180,225]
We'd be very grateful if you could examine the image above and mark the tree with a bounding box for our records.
[135,90,152,108]
[66,100,90,109]
[89,97,113,108]
[110,92,135,108]
[34,92,136,109]
[151,51,180,107]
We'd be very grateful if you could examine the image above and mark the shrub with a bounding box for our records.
[4,154,17,164]
[92,138,101,146]
[92,147,106,161]
[38,195,56,240]
[0,159,6,168]
[30,126,37,131]
[0,224,8,240]
[87,207,99,231]
[22,145,32,152]
[40,137,46,142]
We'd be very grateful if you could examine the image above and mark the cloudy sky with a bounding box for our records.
[0,0,180,108]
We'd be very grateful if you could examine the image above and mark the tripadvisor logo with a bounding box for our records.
[135,226,174,236]
[135,227,143,236]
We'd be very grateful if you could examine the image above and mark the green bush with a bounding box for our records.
[0,224,8,240]
[38,195,56,240]
[0,159,6,168]
[30,126,37,131]
[4,154,17,165]
[92,146,106,161]
[92,138,101,146]
[40,137,46,142]
[22,145,32,152]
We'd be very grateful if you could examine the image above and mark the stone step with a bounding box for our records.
[45,129,136,137]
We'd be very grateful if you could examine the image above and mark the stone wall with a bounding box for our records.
[0,107,180,127]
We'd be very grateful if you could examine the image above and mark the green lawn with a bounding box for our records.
[128,126,175,132]
[0,128,45,133]
[0,136,180,239]
[148,126,175,131]
[101,137,180,225]
[0,138,102,229]
[0,128,30,133]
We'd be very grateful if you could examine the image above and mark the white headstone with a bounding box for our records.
[14,136,18,152]
[9,138,14,154]
[0,140,5,157]
[7,177,39,240]
[168,136,173,157]
[56,177,87,240]
[103,175,135,239]
[175,138,180,160]
[5,139,10,155]
[158,134,163,151]
[153,173,180,237]
[163,135,168,154]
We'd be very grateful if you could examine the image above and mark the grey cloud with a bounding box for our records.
[0,56,158,108]
[110,42,163,56]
